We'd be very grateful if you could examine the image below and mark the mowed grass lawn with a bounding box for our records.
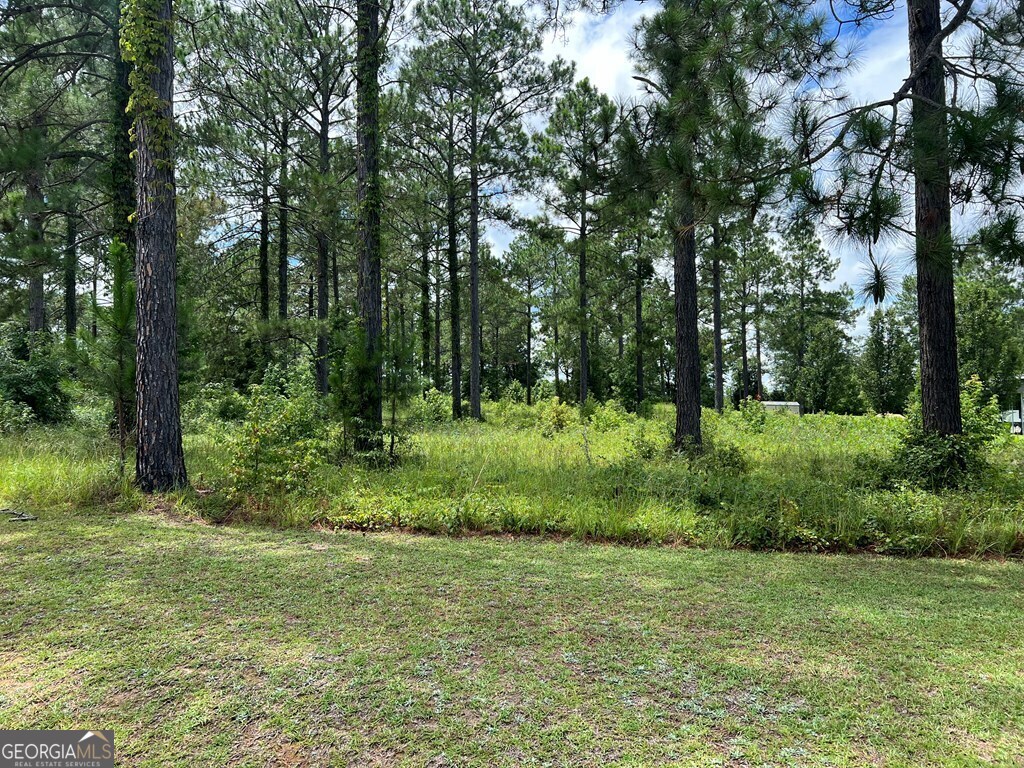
[2,506,1023,767]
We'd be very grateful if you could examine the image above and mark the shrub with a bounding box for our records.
[533,380,556,402]
[738,397,767,433]
[229,374,329,497]
[492,398,537,429]
[184,382,248,426]
[538,397,575,436]
[895,376,1002,489]
[0,324,70,423]
[409,388,451,425]
[590,399,633,433]
[0,395,34,434]
[623,420,671,461]
[501,380,526,404]
[693,443,749,476]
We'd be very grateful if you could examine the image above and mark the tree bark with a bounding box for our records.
[64,212,77,339]
[25,128,46,332]
[258,161,270,321]
[673,197,702,452]
[909,0,962,435]
[739,304,749,400]
[314,96,330,395]
[525,277,533,406]
[355,0,383,447]
[112,1,135,257]
[420,239,431,387]
[711,222,725,413]
[277,119,289,320]
[446,150,462,419]
[433,254,442,389]
[315,230,329,393]
[635,245,644,407]
[469,114,482,419]
[133,0,187,492]
[578,192,589,404]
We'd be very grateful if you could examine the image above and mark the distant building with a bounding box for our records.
[1001,377,1024,435]
[763,401,802,415]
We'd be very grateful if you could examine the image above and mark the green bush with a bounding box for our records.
[538,397,575,436]
[590,399,633,433]
[0,324,70,423]
[183,382,248,426]
[895,376,1003,489]
[229,373,330,498]
[0,395,34,434]
[408,388,451,425]
[738,397,767,433]
[500,380,526,404]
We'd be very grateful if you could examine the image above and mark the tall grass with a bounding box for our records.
[4,402,1023,557]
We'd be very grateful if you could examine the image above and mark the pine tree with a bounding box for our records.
[537,79,618,405]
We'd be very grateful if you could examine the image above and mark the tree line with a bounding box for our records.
[0,0,1021,489]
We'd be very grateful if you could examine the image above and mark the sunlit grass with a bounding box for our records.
[1,506,1022,765]
[2,403,1023,556]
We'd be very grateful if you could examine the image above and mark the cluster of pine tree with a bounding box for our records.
[1,0,1022,488]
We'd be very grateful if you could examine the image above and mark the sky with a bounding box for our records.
[488,2,919,336]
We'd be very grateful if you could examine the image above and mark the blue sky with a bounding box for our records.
[489,2,920,335]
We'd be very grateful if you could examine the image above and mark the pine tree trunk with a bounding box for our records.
[315,230,329,394]
[258,163,270,321]
[64,212,77,339]
[277,119,289,320]
[433,258,442,389]
[314,101,330,395]
[469,119,482,420]
[26,134,46,332]
[355,0,383,448]
[526,277,533,406]
[133,0,187,492]
[91,254,98,338]
[421,240,431,387]
[754,276,764,398]
[711,222,724,413]
[447,152,462,419]
[617,309,624,360]
[635,249,644,407]
[673,198,702,452]
[909,0,962,435]
[578,196,589,404]
[740,305,749,400]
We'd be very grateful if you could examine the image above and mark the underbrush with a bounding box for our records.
[3,395,1022,557]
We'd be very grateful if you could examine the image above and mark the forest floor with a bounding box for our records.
[2,504,1023,767]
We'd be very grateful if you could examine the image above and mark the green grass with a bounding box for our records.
[2,506,1023,766]
[196,403,1024,556]
[3,405,1024,556]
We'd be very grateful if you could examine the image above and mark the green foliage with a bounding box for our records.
[955,256,1024,408]
[0,324,70,423]
[500,380,527,404]
[183,382,248,427]
[229,366,330,498]
[795,320,864,414]
[75,239,136,458]
[120,0,174,156]
[329,317,382,449]
[408,388,452,426]
[589,398,633,433]
[538,396,575,436]
[738,397,767,432]
[0,395,34,434]
[860,307,916,414]
[895,376,1004,489]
